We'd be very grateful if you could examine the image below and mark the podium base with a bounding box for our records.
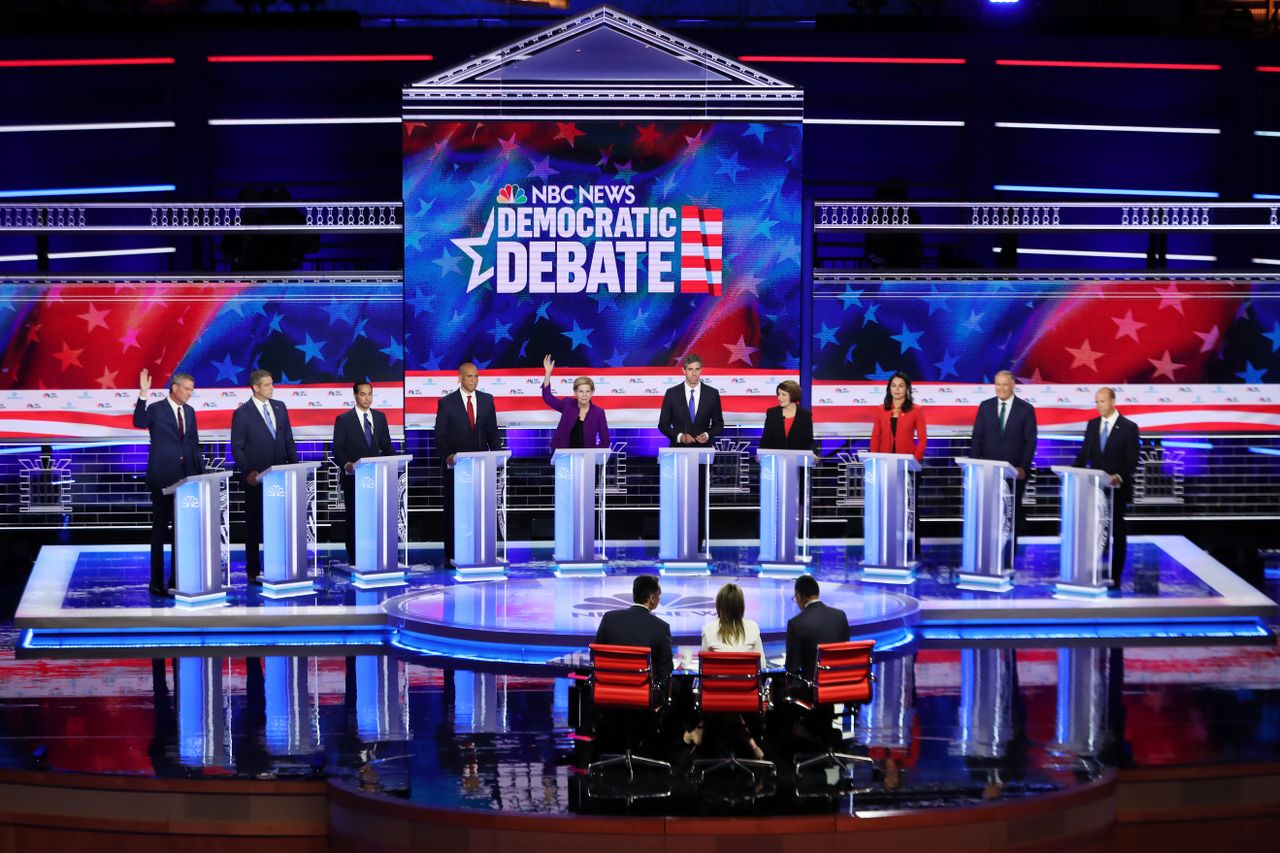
[351,568,408,589]
[260,578,317,599]
[860,564,917,584]
[660,561,710,577]
[756,559,812,578]
[956,571,1014,593]
[1053,581,1109,599]
[553,560,607,578]
[453,561,508,583]
[173,590,228,608]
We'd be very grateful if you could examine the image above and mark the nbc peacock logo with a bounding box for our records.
[496,184,526,204]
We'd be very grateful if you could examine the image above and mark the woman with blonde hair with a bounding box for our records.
[690,582,765,759]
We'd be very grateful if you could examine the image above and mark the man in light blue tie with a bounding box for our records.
[333,381,395,566]
[657,354,725,545]
[231,369,298,585]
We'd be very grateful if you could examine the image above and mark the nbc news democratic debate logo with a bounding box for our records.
[450,181,724,297]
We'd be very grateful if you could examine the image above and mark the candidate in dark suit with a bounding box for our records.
[132,369,205,596]
[541,355,610,449]
[869,372,927,463]
[230,370,298,583]
[784,575,851,681]
[761,379,815,451]
[333,381,396,565]
[593,574,673,686]
[435,362,502,565]
[969,370,1038,546]
[1072,387,1140,588]
[657,353,724,447]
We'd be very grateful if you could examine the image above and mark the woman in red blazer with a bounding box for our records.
[869,372,927,462]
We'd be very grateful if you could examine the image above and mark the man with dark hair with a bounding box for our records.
[133,368,205,596]
[969,370,1038,550]
[785,575,850,680]
[1073,387,1140,589]
[657,353,724,447]
[230,369,298,584]
[435,362,501,566]
[333,381,395,566]
[594,575,673,685]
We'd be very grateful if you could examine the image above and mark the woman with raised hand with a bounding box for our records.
[541,354,610,449]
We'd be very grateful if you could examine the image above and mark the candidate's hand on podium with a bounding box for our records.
[695,432,710,444]
[345,461,355,474]
[138,368,152,398]
[247,471,260,486]
[447,453,457,466]
[677,433,691,444]
[1015,467,1026,480]
[1109,474,1123,487]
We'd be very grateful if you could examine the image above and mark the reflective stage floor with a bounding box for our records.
[0,541,1277,825]
[15,536,1276,657]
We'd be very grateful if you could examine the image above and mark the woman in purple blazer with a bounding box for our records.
[542,355,610,449]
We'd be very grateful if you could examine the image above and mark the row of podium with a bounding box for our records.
[160,448,1117,607]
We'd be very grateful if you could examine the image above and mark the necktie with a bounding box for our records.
[466,395,476,429]
[262,401,276,439]
[999,401,1007,432]
[688,389,697,425]
[176,406,184,439]
[1100,419,1110,452]
[363,411,374,446]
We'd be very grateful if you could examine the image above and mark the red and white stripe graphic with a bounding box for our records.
[680,205,723,296]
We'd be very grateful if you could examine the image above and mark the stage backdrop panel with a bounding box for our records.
[0,277,404,439]
[812,278,1280,432]
[402,119,804,427]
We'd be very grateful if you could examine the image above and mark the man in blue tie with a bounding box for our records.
[1073,387,1140,590]
[231,370,298,585]
[657,353,724,448]
[333,381,395,566]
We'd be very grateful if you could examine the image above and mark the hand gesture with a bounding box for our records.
[542,354,554,381]
[139,368,152,397]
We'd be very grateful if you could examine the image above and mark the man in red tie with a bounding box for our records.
[434,362,501,566]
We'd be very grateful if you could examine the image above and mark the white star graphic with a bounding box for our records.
[723,335,759,367]
[451,211,495,293]
[1148,350,1184,381]
[1193,325,1220,353]
[1111,309,1147,342]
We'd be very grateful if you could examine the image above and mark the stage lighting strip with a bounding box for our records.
[996,59,1221,71]
[0,247,175,264]
[990,247,1217,262]
[0,121,174,134]
[0,184,175,199]
[738,55,966,65]
[0,57,174,68]
[207,54,433,63]
[208,117,401,126]
[806,118,965,127]
[994,184,1220,198]
[996,121,1218,135]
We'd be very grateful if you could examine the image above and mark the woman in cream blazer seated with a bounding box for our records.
[691,583,765,759]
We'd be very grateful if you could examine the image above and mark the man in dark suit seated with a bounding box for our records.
[969,370,1038,552]
[434,362,501,567]
[783,575,852,746]
[132,368,205,597]
[593,574,673,688]
[230,369,298,585]
[332,381,396,566]
[1073,387,1140,590]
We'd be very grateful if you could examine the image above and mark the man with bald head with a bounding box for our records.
[434,361,501,566]
[1073,387,1140,589]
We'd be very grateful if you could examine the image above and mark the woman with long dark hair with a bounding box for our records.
[869,371,926,462]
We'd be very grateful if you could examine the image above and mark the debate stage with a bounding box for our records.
[15,536,1275,655]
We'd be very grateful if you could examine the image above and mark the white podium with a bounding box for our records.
[859,451,920,582]
[1051,465,1115,598]
[551,447,611,577]
[756,448,817,576]
[353,454,413,588]
[658,446,716,575]
[162,470,233,606]
[259,461,321,598]
[955,457,1017,591]
[450,449,512,580]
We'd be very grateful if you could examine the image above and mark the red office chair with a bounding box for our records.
[792,640,875,777]
[586,643,671,781]
[692,650,775,782]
